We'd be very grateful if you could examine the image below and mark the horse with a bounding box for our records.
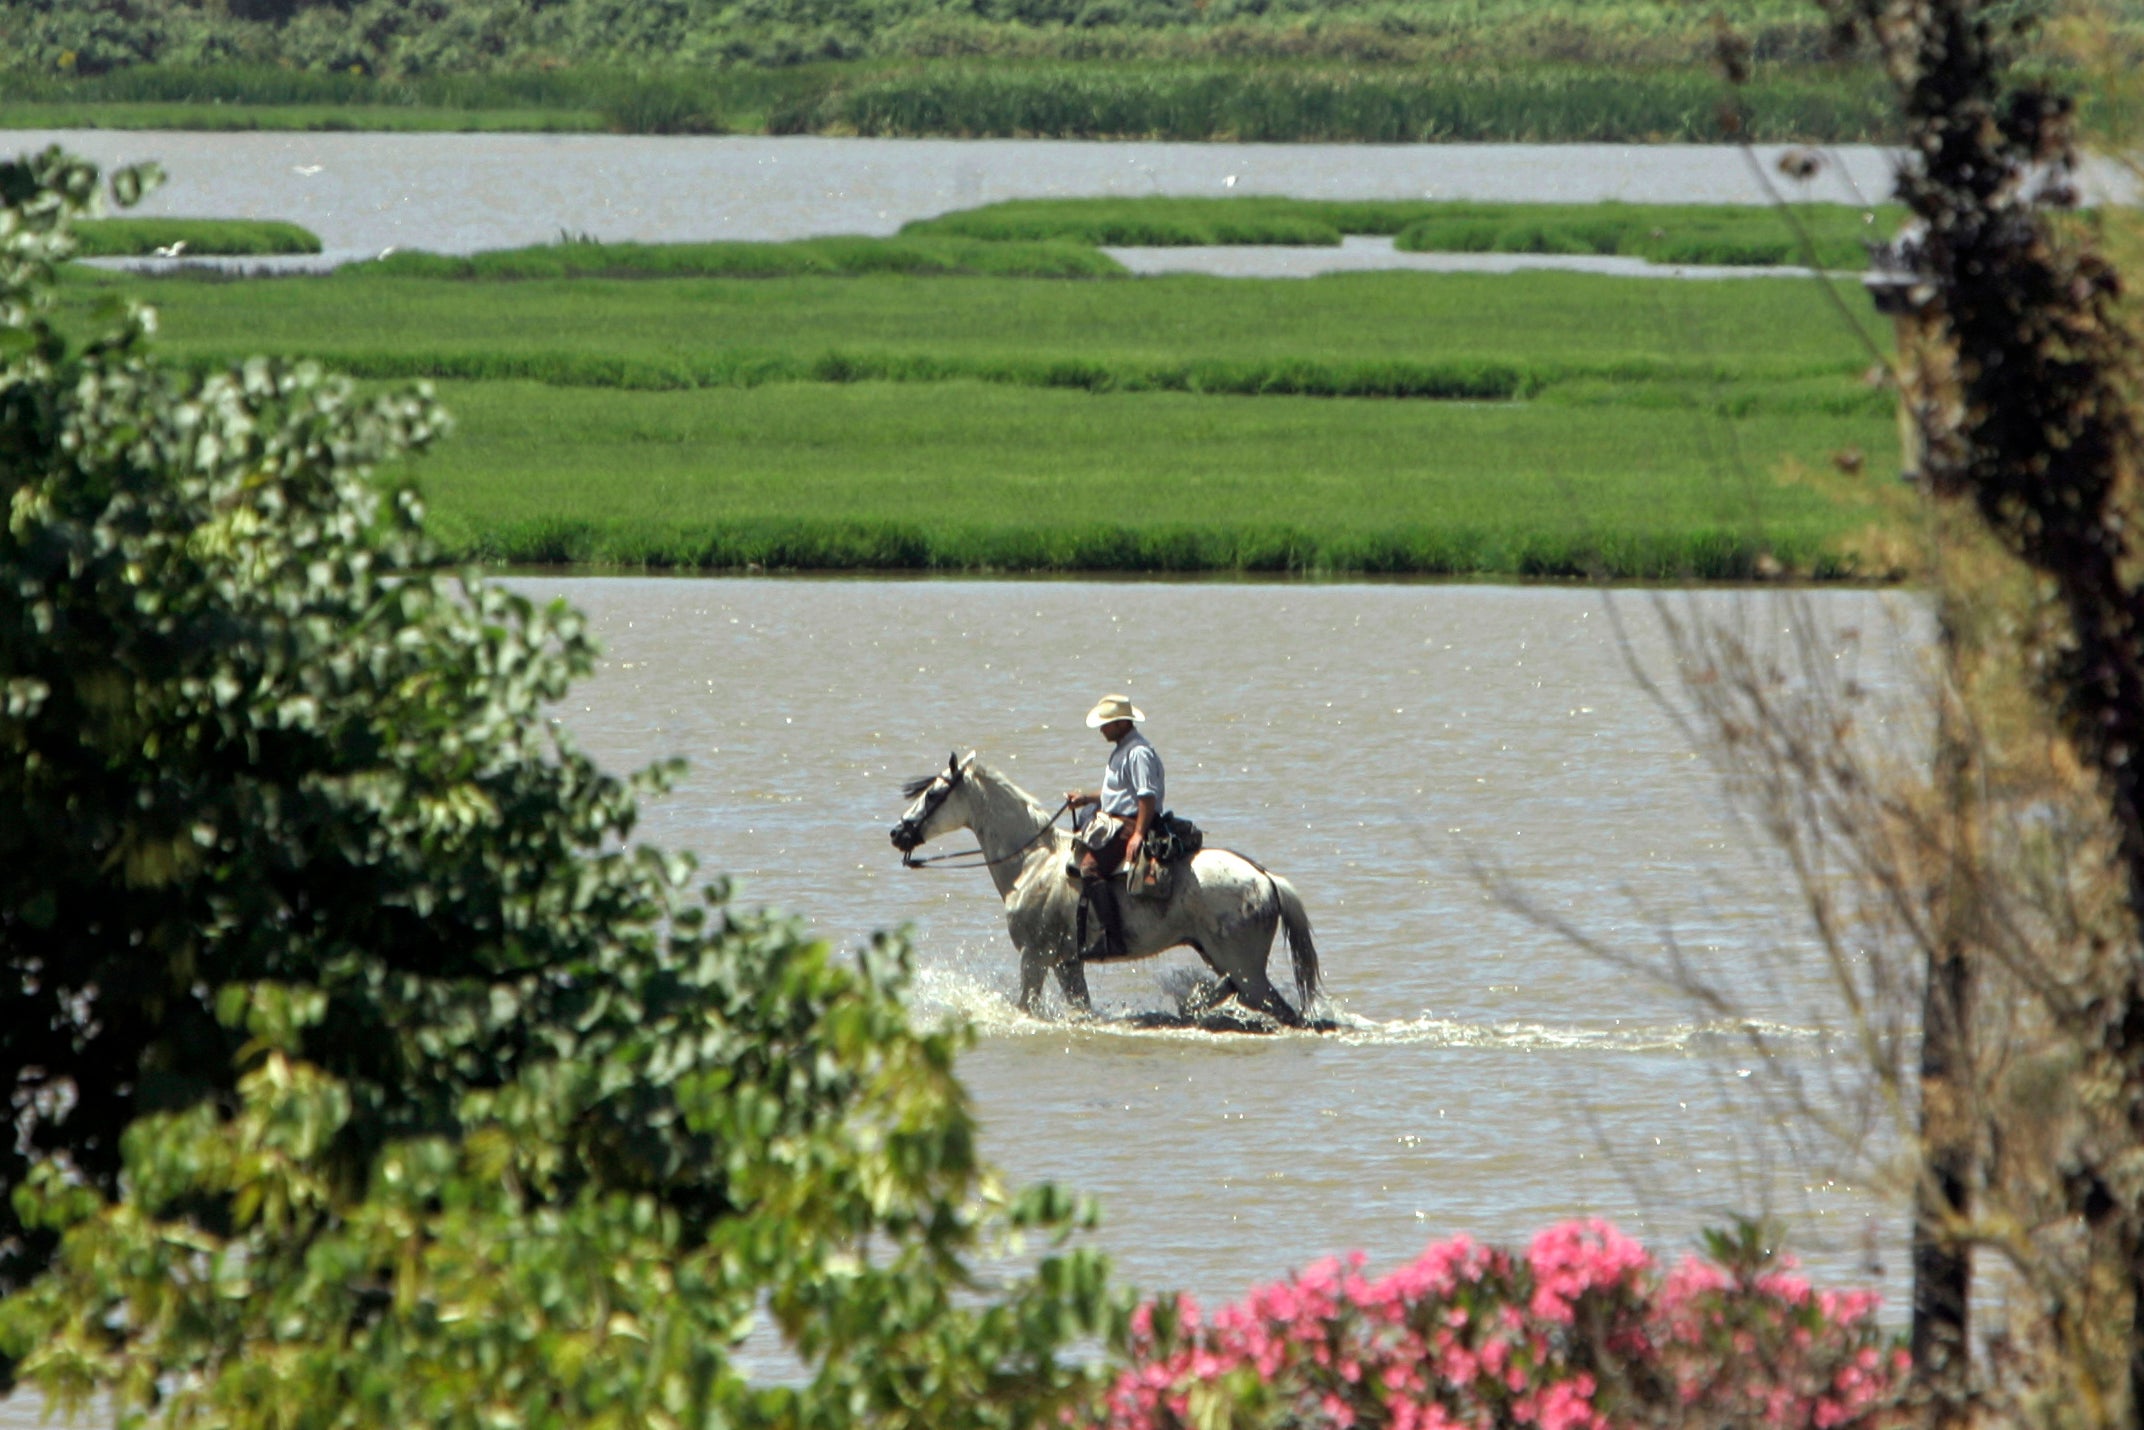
[888,751,1323,1026]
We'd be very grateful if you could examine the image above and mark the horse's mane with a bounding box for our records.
[974,761,1051,815]
[898,759,1053,819]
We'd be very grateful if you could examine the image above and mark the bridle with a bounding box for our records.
[891,759,1072,871]
[900,797,1073,870]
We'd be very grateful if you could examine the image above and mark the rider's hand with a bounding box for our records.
[1064,790,1087,807]
[1126,832,1144,863]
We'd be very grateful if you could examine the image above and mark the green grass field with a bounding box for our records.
[1394,204,1896,269]
[770,62,1894,143]
[413,379,1892,578]
[73,217,321,257]
[0,64,808,135]
[65,251,1899,578]
[88,266,1889,406]
[0,3,1865,86]
[370,235,1125,281]
[1,56,1899,143]
[905,198,1902,269]
[7,0,2125,141]
[0,102,603,132]
[51,198,1904,285]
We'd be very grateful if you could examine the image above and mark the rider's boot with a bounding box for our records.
[1078,874,1128,961]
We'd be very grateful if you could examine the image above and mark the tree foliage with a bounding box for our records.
[0,0,1884,79]
[0,146,1115,1428]
[1551,3,2144,1426]
[1805,0,2144,1422]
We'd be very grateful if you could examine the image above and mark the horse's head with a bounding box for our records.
[889,750,977,856]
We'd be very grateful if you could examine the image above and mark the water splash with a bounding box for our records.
[904,960,1826,1052]
[1320,1014,1823,1053]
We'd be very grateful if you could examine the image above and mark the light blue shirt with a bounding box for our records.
[1099,730,1164,819]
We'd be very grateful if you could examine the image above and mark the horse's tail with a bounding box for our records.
[1267,872,1321,1013]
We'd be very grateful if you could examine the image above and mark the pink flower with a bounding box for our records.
[1760,1272,1812,1306]
[1391,1234,1488,1302]
[1662,1255,1729,1302]
[1818,1288,1878,1322]
[1525,1220,1651,1324]
[1532,1374,1600,1430]
[1085,1225,1898,1430]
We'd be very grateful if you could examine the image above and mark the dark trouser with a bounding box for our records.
[1078,825,1130,880]
[1076,826,1130,959]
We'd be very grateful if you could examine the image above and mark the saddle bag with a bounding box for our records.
[1129,851,1170,900]
[1145,811,1204,866]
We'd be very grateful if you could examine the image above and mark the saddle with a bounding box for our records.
[1128,813,1203,901]
[1072,812,1205,957]
[1063,811,1204,882]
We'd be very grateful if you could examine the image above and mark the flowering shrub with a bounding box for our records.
[1092,1220,1907,1430]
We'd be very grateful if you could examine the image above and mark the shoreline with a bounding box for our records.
[476,560,1912,589]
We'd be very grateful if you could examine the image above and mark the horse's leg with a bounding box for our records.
[1053,947,1093,1015]
[1199,910,1304,1028]
[1224,961,1303,1027]
[1017,943,1092,1016]
[1018,942,1050,1014]
[1012,878,1091,1019]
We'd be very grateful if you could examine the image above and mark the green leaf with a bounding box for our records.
[0,147,1111,1430]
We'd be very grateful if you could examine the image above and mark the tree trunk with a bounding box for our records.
[1910,878,1975,1427]
[1910,539,1979,1428]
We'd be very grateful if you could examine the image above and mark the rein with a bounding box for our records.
[902,798,1073,871]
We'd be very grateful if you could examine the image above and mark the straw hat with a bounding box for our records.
[1085,694,1146,728]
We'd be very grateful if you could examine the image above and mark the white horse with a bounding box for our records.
[888,751,1322,1026]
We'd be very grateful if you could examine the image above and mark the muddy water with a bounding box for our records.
[15,130,1924,261]
[518,576,1925,1300]
[0,576,1930,1425]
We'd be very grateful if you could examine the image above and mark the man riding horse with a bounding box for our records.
[887,744,1321,1025]
[1063,693,1161,962]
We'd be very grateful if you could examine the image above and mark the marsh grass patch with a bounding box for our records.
[905,197,1904,270]
[410,380,1897,580]
[73,217,321,257]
